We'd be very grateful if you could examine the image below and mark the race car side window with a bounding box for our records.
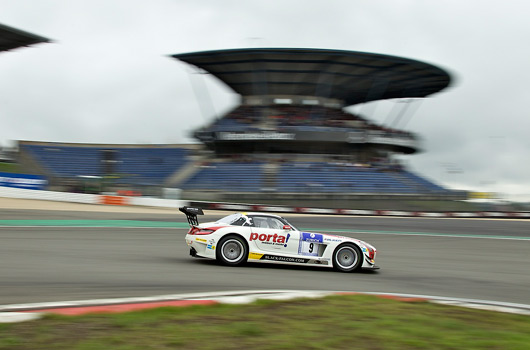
[248,216,289,230]
[266,217,284,230]
[252,217,269,228]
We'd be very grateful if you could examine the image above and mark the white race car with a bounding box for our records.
[180,207,378,272]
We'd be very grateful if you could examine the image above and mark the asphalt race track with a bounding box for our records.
[1,207,529,305]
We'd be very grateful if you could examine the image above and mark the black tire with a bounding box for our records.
[332,244,363,272]
[216,235,248,266]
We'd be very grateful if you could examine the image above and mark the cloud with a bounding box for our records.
[1,0,530,200]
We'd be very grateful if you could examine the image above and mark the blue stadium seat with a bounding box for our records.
[182,161,264,192]
[21,144,447,194]
[21,144,189,185]
[276,162,440,194]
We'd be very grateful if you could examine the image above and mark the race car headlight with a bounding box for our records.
[365,245,376,259]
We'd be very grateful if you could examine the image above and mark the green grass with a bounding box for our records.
[1,295,529,350]
[0,162,20,173]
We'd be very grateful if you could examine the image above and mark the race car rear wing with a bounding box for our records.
[179,206,204,226]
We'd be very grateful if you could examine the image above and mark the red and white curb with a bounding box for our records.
[1,290,529,323]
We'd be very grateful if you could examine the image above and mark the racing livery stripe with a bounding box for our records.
[305,228,530,241]
[249,252,325,265]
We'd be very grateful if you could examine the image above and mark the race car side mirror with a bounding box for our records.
[283,225,292,230]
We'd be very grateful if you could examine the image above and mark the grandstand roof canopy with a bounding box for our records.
[0,23,50,53]
[172,48,451,106]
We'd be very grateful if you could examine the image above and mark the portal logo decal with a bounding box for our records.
[250,233,290,247]
[285,233,290,247]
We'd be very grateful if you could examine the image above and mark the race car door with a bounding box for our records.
[248,215,299,255]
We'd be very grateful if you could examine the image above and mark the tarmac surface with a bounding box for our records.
[1,198,529,305]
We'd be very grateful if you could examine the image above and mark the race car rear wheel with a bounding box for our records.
[332,244,362,272]
[217,235,248,266]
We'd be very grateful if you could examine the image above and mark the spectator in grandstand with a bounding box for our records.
[205,104,416,142]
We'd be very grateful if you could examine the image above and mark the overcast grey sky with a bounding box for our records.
[1,0,529,201]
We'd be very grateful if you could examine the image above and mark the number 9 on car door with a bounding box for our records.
[298,232,323,256]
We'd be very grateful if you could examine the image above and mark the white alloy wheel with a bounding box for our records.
[217,235,248,266]
[332,244,362,272]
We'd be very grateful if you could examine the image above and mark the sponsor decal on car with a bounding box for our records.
[261,255,310,264]
[301,232,323,243]
[250,233,291,247]
[205,238,216,249]
[323,237,342,242]
[248,252,264,260]
[195,238,207,243]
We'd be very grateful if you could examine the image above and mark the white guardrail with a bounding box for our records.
[1,186,529,218]
[0,186,185,208]
[0,186,99,204]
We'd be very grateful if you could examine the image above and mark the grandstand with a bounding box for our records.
[17,141,198,195]
[169,48,462,207]
[8,47,465,208]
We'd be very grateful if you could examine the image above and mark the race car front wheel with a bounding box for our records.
[332,244,362,272]
[216,235,248,266]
